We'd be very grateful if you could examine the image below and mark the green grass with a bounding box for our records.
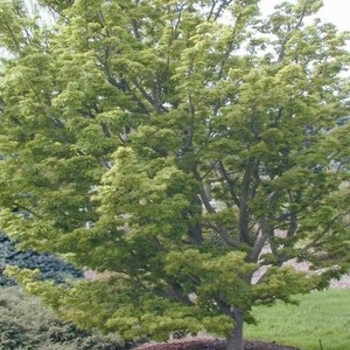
[244,289,350,350]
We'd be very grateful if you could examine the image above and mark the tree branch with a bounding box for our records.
[248,225,268,263]
[217,161,240,207]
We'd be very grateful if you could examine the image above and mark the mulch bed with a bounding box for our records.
[135,338,301,350]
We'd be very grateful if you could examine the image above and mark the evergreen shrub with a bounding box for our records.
[0,286,130,350]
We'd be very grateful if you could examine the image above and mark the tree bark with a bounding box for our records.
[226,306,245,350]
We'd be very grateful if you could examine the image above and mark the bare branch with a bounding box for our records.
[217,161,240,207]
[248,225,268,263]
[193,167,216,214]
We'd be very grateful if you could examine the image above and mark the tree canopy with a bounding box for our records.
[0,1,350,350]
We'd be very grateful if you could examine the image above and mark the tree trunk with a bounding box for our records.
[226,306,245,350]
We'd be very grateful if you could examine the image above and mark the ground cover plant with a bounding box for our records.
[244,289,350,350]
[0,1,350,350]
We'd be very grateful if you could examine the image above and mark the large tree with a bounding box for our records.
[0,0,350,349]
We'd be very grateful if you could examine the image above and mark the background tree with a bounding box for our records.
[0,1,350,350]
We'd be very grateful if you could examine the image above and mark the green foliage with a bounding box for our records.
[0,286,127,350]
[0,0,349,349]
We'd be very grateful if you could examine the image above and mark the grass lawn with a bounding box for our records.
[244,289,350,350]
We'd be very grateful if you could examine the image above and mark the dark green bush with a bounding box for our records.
[0,233,83,286]
[0,318,30,350]
[0,286,128,350]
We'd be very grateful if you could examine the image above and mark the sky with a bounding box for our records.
[260,0,350,32]
[27,0,349,34]
[315,0,349,31]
